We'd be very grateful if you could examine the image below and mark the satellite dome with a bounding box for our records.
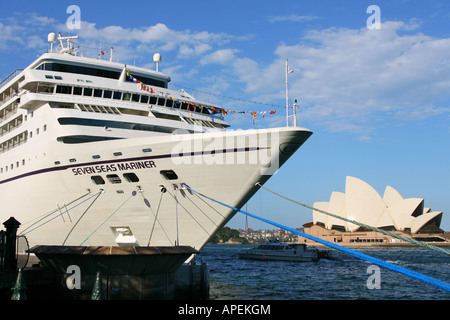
[47,32,57,43]
[153,53,161,63]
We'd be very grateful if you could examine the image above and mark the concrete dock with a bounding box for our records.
[1,245,210,300]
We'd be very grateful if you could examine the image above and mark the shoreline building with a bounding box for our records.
[301,176,449,247]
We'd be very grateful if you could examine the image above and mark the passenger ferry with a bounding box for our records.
[0,33,312,253]
[237,240,336,262]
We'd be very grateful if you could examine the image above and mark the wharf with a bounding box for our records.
[0,217,210,300]
[1,245,210,300]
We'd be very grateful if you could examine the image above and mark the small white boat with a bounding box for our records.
[237,239,336,262]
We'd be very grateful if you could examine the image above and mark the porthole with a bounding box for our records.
[107,174,122,184]
[123,173,139,183]
[142,148,152,153]
[160,170,178,180]
[91,176,105,185]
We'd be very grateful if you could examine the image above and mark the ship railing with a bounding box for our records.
[0,132,28,154]
[0,103,19,125]
[0,69,23,91]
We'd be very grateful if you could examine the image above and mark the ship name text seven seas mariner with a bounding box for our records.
[71,160,157,175]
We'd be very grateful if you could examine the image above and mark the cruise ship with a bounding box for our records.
[0,33,312,252]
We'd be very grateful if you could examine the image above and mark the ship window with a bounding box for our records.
[113,91,122,100]
[132,94,140,102]
[165,99,173,108]
[157,98,165,106]
[173,100,181,109]
[107,174,122,184]
[123,173,139,183]
[113,152,122,156]
[54,161,60,165]
[160,170,178,180]
[56,85,72,94]
[54,76,63,80]
[69,158,77,163]
[92,155,101,159]
[94,89,103,97]
[122,93,131,101]
[149,96,157,105]
[125,73,168,88]
[45,75,53,79]
[140,95,149,104]
[37,84,54,94]
[91,175,105,185]
[142,148,152,153]
[57,117,177,134]
[73,87,82,95]
[83,88,93,96]
[36,62,115,78]
[103,90,112,99]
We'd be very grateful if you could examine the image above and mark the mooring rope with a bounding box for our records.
[20,190,97,236]
[166,189,211,236]
[255,183,450,256]
[79,191,136,246]
[62,190,103,246]
[186,185,450,292]
[143,190,173,246]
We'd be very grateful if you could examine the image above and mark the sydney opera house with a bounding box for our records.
[302,176,449,246]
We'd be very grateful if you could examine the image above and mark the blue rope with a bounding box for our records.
[186,186,450,293]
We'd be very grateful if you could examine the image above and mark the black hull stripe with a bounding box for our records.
[0,147,268,185]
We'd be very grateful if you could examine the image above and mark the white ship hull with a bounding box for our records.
[1,126,311,251]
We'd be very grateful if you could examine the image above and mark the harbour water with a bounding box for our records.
[195,244,450,300]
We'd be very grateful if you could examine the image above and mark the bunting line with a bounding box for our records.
[128,71,279,124]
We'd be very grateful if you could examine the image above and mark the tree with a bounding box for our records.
[208,227,241,244]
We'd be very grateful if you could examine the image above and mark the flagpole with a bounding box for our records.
[285,59,289,127]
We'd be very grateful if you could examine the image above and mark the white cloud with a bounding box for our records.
[200,49,239,65]
[0,13,56,50]
[221,20,450,135]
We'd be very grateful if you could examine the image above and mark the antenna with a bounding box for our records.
[285,59,297,127]
[153,53,161,72]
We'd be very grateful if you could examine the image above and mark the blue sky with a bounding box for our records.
[1,0,449,231]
